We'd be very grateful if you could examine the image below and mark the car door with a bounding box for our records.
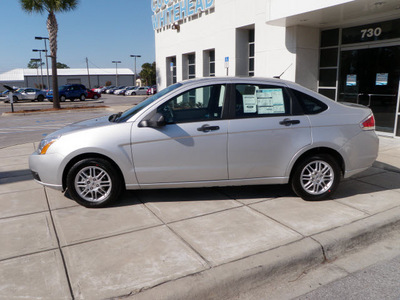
[227,83,312,180]
[131,84,229,184]
[21,89,33,100]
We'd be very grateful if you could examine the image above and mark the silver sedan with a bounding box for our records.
[4,87,46,102]
[29,77,379,207]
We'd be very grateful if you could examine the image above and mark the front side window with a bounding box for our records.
[234,84,290,118]
[157,85,226,124]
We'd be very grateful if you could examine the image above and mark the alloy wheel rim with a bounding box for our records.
[300,160,334,195]
[74,166,112,202]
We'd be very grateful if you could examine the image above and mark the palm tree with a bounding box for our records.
[20,0,79,109]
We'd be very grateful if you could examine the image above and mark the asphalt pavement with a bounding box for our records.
[0,121,400,299]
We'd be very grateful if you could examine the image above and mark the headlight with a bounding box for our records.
[37,136,60,155]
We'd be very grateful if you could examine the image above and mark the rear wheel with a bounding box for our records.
[66,158,123,208]
[37,95,44,102]
[291,154,341,201]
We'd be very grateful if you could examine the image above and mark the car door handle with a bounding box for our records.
[197,124,220,132]
[279,118,300,126]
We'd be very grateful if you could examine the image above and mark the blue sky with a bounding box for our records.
[0,0,155,73]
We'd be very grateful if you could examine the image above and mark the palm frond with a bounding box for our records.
[20,0,46,14]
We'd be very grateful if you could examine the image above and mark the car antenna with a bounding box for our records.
[273,63,293,79]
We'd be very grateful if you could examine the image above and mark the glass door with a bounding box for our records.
[339,45,400,135]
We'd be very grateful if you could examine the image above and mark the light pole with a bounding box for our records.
[112,61,121,86]
[32,49,46,89]
[35,37,50,89]
[130,55,141,86]
[30,58,41,87]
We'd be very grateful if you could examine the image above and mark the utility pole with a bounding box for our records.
[35,37,50,89]
[86,57,91,89]
[32,49,46,88]
[130,55,141,86]
[112,61,121,86]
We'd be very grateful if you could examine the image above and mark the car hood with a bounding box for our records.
[46,115,112,138]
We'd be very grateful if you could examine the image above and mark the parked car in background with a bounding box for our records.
[29,77,378,208]
[147,85,157,95]
[87,89,101,99]
[113,86,129,95]
[4,87,46,103]
[1,90,10,98]
[106,86,125,94]
[124,86,137,95]
[128,86,149,95]
[47,84,87,102]
[100,86,115,93]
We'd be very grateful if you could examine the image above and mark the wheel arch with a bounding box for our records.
[62,153,125,191]
[289,147,345,181]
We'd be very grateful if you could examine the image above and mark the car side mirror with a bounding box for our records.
[139,112,166,128]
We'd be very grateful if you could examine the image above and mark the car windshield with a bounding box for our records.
[116,83,182,123]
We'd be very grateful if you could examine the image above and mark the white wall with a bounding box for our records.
[154,0,320,90]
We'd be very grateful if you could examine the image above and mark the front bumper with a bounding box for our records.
[29,151,64,191]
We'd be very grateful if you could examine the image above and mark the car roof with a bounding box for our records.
[178,76,294,87]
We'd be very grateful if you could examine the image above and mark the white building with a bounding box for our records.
[153,0,400,137]
[0,68,136,90]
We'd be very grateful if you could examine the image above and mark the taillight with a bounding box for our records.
[360,114,375,130]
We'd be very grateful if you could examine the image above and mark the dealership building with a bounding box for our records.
[153,0,400,137]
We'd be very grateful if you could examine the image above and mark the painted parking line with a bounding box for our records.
[0,123,71,134]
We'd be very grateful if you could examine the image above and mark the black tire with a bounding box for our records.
[60,95,66,102]
[13,96,18,102]
[80,94,86,101]
[37,95,44,102]
[290,154,341,201]
[93,95,98,100]
[66,158,123,208]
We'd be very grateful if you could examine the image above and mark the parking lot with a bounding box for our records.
[0,118,400,299]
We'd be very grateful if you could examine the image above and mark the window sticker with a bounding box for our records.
[242,85,258,113]
[256,89,285,114]
[346,74,357,86]
[243,94,257,113]
[376,73,388,86]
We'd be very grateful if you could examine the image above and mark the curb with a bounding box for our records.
[127,206,400,300]
[1,103,107,117]
[373,160,400,174]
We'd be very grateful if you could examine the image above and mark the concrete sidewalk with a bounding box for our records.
[0,137,399,299]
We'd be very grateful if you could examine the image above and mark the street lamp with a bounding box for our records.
[32,49,46,88]
[35,37,50,89]
[130,55,141,86]
[112,61,121,86]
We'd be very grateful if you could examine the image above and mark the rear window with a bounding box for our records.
[291,89,328,115]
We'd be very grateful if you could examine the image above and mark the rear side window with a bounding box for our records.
[234,84,291,118]
[291,89,328,115]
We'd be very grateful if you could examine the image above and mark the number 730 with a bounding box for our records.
[361,27,382,39]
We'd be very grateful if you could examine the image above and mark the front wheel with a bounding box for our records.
[66,158,123,208]
[60,95,66,102]
[80,94,86,101]
[291,154,341,201]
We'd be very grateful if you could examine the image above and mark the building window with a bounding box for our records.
[166,56,177,86]
[248,29,255,77]
[318,29,339,100]
[188,53,196,79]
[209,50,215,77]
[203,49,215,77]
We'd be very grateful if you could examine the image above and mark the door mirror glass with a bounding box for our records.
[139,112,166,128]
